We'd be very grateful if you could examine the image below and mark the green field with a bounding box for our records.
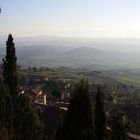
[19,69,86,82]
[100,69,140,87]
[20,68,140,87]
[115,75,140,86]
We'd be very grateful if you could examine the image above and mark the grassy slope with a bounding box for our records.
[19,68,140,87]
[100,69,140,87]
[115,75,140,86]
[19,70,85,82]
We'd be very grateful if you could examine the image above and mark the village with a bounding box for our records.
[17,72,140,140]
[18,74,72,139]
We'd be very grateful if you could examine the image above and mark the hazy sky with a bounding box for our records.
[1,0,140,38]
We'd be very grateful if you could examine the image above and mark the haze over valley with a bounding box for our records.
[0,36,140,70]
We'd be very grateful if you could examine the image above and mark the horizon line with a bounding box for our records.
[1,34,140,40]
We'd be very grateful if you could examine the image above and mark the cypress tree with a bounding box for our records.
[55,79,95,140]
[0,79,6,127]
[111,112,128,140]
[95,86,106,140]
[0,79,8,140]
[3,34,18,97]
[2,35,46,140]
[2,34,17,139]
[15,94,45,140]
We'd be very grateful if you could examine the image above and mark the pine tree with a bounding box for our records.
[55,79,95,140]
[95,86,106,140]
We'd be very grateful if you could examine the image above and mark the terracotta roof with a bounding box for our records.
[59,107,68,111]
[128,132,140,140]
[32,89,42,95]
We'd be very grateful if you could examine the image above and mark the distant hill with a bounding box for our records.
[1,46,140,70]
[1,36,140,70]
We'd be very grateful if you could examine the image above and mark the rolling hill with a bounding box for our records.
[1,36,140,70]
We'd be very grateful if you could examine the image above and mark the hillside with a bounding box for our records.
[1,37,140,69]
[15,46,140,70]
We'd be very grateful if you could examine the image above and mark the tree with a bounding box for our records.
[0,79,9,140]
[2,34,46,140]
[55,79,95,140]
[15,94,45,140]
[33,67,37,72]
[2,34,17,140]
[95,86,106,140]
[3,34,18,97]
[111,112,128,140]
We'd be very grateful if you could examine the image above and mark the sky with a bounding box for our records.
[1,0,140,38]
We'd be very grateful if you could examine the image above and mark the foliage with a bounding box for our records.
[15,94,45,140]
[3,34,19,96]
[55,79,95,140]
[0,79,14,140]
[95,86,106,140]
[111,112,128,140]
[2,35,17,139]
[43,80,65,98]
[1,34,46,140]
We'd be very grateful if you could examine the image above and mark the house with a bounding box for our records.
[60,90,71,102]
[25,88,48,105]
[128,133,140,140]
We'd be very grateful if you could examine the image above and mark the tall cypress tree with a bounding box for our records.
[55,79,95,140]
[2,35,46,140]
[2,34,17,140]
[95,86,106,140]
[3,34,18,97]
